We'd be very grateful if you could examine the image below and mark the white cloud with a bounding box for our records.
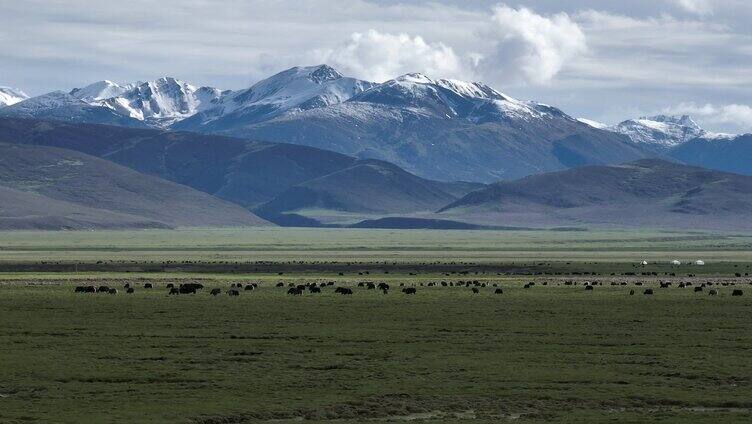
[478,4,587,85]
[668,0,713,16]
[663,103,752,133]
[319,29,466,83]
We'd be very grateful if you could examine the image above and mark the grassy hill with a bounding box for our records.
[255,159,483,217]
[0,143,268,229]
[439,159,752,231]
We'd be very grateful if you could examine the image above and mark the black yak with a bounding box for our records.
[287,287,303,296]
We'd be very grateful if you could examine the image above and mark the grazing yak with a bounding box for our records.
[471,288,479,294]
[108,289,118,295]
[694,287,703,293]
[210,288,221,296]
[244,284,255,291]
[644,289,654,295]
[708,289,718,296]
[287,287,303,296]
[276,282,285,287]
[143,283,153,289]
[495,288,503,294]
[97,286,110,293]
[228,289,240,296]
[732,290,744,296]
[126,288,135,294]
[585,285,594,291]
[402,287,417,295]
[335,287,353,295]
[178,283,203,294]
[168,288,180,295]
[629,289,635,295]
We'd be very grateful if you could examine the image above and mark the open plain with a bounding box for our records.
[1,228,751,423]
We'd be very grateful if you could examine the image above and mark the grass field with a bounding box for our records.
[1,228,751,423]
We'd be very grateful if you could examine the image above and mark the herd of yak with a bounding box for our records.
[72,279,745,297]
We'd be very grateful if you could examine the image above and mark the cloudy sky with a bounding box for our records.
[1,0,750,132]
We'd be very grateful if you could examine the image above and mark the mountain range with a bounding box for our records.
[0,65,653,183]
[0,118,483,228]
[0,117,749,231]
[1,65,750,231]
[5,65,750,183]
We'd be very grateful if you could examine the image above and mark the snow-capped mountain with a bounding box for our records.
[0,91,147,128]
[609,115,729,150]
[0,66,653,182]
[173,65,376,131]
[349,73,566,125]
[198,67,648,182]
[71,77,224,127]
[0,86,29,107]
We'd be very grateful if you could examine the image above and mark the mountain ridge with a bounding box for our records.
[438,159,752,231]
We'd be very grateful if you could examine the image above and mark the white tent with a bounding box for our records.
[641,260,648,265]
[671,260,681,266]
[695,260,705,266]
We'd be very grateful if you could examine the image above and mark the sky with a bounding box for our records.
[1,0,750,133]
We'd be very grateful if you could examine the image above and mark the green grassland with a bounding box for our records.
[1,228,751,423]
[2,279,751,423]
[1,227,752,264]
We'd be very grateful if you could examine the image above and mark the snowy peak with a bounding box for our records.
[230,65,368,108]
[0,86,29,107]
[89,77,223,126]
[308,65,344,84]
[0,90,148,128]
[352,73,562,124]
[70,80,134,102]
[175,65,376,130]
[611,114,709,148]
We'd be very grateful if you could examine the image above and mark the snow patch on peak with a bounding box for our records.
[611,114,708,148]
[5,91,86,111]
[396,73,434,84]
[578,118,609,130]
[70,80,134,102]
[0,86,29,107]
[308,65,343,83]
